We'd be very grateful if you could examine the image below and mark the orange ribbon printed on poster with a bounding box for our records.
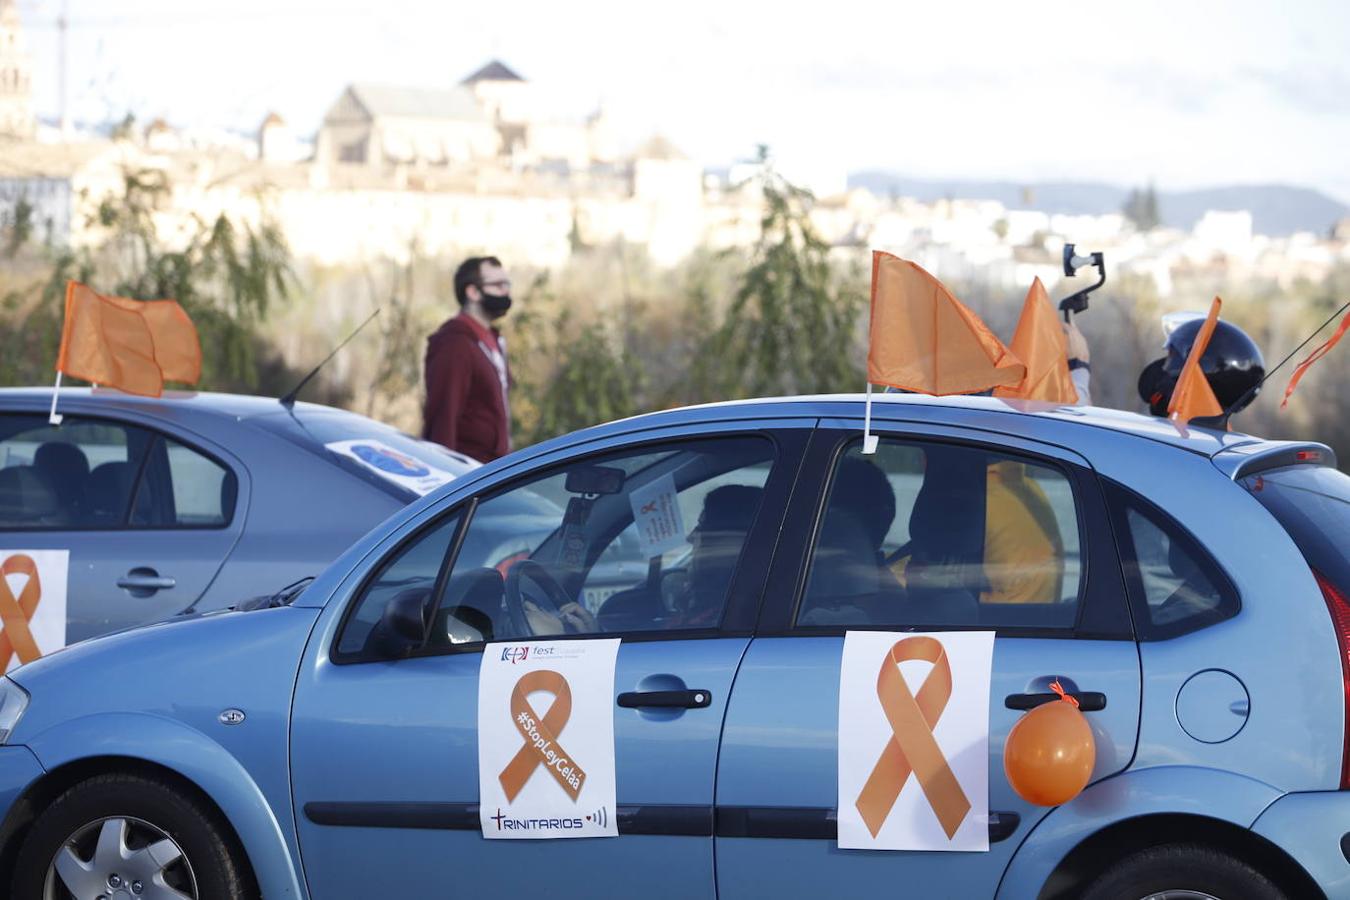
[855,636,971,839]
[499,670,586,802]
[0,554,43,667]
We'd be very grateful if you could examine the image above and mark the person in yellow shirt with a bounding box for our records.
[981,460,1064,604]
[890,458,1065,606]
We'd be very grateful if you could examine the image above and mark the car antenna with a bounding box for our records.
[1218,297,1350,429]
[279,308,381,410]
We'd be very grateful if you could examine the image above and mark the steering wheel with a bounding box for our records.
[504,559,575,636]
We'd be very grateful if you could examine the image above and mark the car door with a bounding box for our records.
[0,411,246,648]
[289,424,810,898]
[716,423,1142,899]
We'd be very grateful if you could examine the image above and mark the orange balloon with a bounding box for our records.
[1003,700,1096,806]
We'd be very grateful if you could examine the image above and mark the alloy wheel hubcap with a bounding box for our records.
[1139,892,1222,900]
[44,816,197,900]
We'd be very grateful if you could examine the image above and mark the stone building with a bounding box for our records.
[315,60,614,172]
[0,0,35,139]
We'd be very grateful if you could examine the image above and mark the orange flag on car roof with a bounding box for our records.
[868,251,1025,395]
[993,277,1078,404]
[55,282,201,398]
[1167,297,1224,425]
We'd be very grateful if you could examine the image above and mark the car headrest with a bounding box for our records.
[0,466,59,523]
[34,441,91,485]
[85,461,136,524]
[908,452,987,566]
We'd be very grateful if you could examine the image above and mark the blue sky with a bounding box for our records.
[15,0,1350,201]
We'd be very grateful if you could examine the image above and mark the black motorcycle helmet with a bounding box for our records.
[1137,317,1265,417]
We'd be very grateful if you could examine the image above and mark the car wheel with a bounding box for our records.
[11,773,255,900]
[1080,843,1286,900]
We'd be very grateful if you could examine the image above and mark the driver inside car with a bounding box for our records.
[520,586,596,636]
[665,484,763,628]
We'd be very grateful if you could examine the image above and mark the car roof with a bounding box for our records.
[567,392,1264,455]
[0,386,331,421]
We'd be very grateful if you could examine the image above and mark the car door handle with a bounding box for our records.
[1005,691,1106,712]
[616,689,712,709]
[117,568,177,593]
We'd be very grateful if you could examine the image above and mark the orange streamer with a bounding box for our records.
[1282,310,1350,409]
[855,637,971,839]
[499,670,586,802]
[0,555,43,668]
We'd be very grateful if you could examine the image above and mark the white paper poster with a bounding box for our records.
[325,439,457,496]
[837,630,995,852]
[0,550,69,674]
[627,473,686,559]
[479,638,621,839]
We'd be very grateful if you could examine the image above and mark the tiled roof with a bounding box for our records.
[461,60,525,84]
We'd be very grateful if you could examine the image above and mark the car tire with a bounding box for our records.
[1079,842,1286,900]
[11,772,256,900]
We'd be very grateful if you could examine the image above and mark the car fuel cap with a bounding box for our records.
[1175,669,1249,744]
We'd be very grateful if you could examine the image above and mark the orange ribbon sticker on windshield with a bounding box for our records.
[855,636,971,839]
[0,554,43,667]
[499,670,586,802]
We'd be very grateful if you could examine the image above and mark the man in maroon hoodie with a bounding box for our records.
[422,256,514,462]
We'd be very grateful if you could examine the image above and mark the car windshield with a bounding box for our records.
[1242,464,1350,592]
[249,408,478,502]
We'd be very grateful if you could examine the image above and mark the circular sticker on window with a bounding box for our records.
[350,443,432,477]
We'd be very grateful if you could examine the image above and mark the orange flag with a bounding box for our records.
[1167,297,1224,425]
[868,251,1025,395]
[55,282,201,398]
[993,278,1078,404]
[1281,309,1350,409]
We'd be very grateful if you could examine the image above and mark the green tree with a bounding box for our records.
[523,310,639,444]
[4,197,34,258]
[693,150,865,399]
[1122,183,1161,231]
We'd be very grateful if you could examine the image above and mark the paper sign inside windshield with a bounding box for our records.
[627,473,686,559]
[325,439,456,496]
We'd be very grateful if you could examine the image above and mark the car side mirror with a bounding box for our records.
[370,588,431,659]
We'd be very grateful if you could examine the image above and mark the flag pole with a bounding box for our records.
[862,381,878,455]
[48,372,64,426]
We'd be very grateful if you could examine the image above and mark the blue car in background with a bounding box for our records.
[0,388,478,651]
[1,394,1349,898]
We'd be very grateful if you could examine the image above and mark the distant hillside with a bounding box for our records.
[846,173,1349,238]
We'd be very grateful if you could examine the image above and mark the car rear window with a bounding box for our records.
[250,409,478,502]
[1242,464,1350,592]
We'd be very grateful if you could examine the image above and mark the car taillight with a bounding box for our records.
[1313,569,1350,789]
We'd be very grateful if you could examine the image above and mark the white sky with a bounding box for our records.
[16,0,1350,201]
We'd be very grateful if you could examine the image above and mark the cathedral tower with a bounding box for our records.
[0,0,36,139]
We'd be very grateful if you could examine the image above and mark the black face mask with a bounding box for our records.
[480,293,512,319]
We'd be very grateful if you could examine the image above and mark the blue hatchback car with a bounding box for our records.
[0,388,478,652]
[0,394,1348,899]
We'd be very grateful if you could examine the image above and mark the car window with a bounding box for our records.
[579,461,773,611]
[130,436,237,528]
[795,438,1082,630]
[337,513,463,658]
[435,435,776,642]
[1113,486,1237,639]
[0,415,154,529]
[1241,464,1350,596]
